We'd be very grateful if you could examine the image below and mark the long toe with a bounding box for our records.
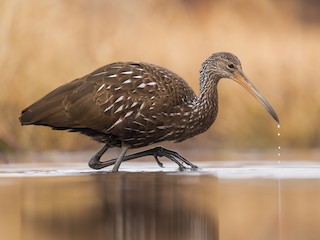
[154,156,164,168]
[178,165,188,171]
[190,164,198,169]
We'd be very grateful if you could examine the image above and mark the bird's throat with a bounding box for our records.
[189,82,219,136]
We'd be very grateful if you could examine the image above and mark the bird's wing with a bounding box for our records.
[63,62,195,135]
[20,62,196,137]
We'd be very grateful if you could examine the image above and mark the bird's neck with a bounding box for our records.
[190,74,220,135]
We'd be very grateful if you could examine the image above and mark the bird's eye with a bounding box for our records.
[228,64,235,69]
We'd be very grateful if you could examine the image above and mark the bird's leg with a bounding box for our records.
[112,144,129,172]
[98,146,198,170]
[88,144,109,170]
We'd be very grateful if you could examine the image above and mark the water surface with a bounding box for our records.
[1,160,320,240]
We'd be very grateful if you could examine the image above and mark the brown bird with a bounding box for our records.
[20,52,279,171]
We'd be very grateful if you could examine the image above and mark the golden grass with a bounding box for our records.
[1,0,320,152]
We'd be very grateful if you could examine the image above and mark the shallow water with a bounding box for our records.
[1,161,320,240]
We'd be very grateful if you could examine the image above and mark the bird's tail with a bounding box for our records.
[19,79,83,129]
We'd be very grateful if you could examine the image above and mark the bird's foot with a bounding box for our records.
[88,146,198,171]
[151,147,198,171]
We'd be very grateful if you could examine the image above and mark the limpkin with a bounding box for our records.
[20,52,279,171]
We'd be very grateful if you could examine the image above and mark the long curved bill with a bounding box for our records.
[233,73,280,124]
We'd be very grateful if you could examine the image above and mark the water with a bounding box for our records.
[278,175,282,240]
[0,165,218,240]
[1,160,320,240]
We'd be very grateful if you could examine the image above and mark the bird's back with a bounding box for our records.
[20,62,197,147]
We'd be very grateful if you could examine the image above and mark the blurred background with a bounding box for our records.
[1,0,320,159]
[1,2,320,239]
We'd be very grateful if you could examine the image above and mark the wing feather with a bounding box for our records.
[20,62,197,140]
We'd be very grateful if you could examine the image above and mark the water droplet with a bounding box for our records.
[277,124,281,160]
[277,123,282,239]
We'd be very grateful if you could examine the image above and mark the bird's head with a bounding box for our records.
[202,52,279,124]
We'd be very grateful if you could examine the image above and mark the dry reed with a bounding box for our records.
[1,0,320,152]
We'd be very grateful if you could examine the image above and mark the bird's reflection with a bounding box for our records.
[20,172,218,240]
